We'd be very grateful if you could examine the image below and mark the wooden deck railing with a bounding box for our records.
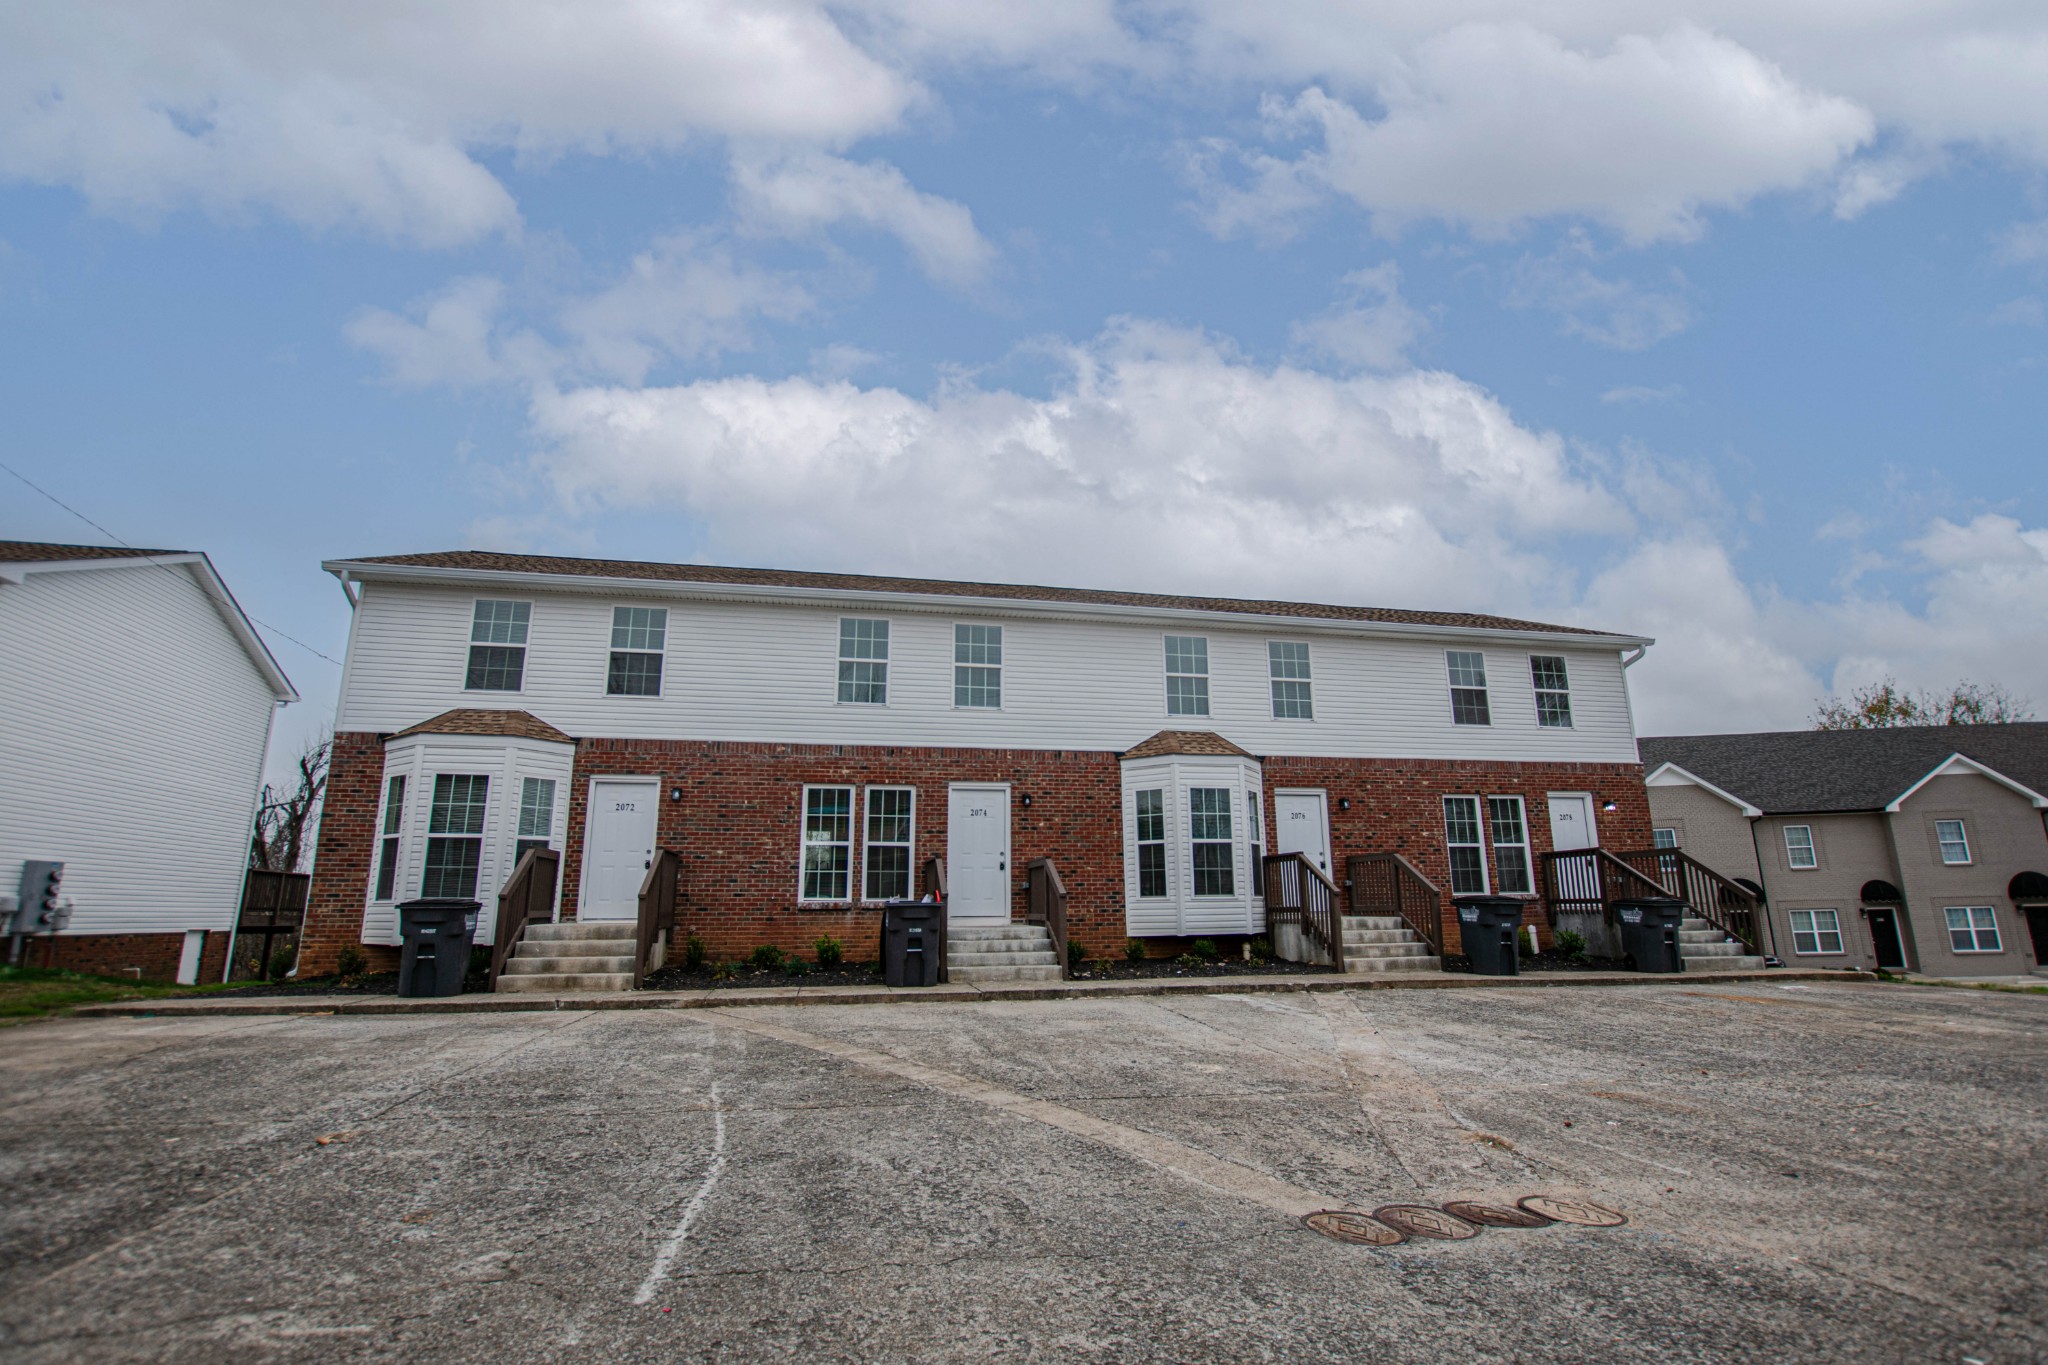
[919,855,949,984]
[634,848,680,988]
[1540,847,1669,928]
[1263,852,1345,972]
[1346,852,1445,956]
[488,847,559,991]
[1026,858,1070,980]
[1613,847,1767,955]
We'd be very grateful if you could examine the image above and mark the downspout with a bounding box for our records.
[335,569,358,608]
[1620,646,1647,670]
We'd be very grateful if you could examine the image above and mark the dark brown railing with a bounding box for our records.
[1614,847,1767,955]
[489,847,559,991]
[1347,852,1445,957]
[634,848,680,988]
[919,854,949,984]
[1264,852,1345,972]
[1026,858,1070,980]
[1540,846,1669,929]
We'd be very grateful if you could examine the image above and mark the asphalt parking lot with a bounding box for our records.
[1,981,2043,1363]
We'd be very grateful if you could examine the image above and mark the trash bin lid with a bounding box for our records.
[398,898,483,929]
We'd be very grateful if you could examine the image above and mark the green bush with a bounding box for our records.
[1248,937,1275,963]
[1066,939,1086,971]
[784,955,810,976]
[710,960,737,981]
[749,943,786,971]
[267,947,296,981]
[1188,938,1220,962]
[1125,938,1147,963]
[683,934,708,970]
[1554,929,1588,961]
[813,936,844,969]
[335,945,368,979]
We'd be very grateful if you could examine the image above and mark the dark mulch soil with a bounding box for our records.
[1437,952,1629,974]
[640,962,886,991]
[1066,957,1315,981]
[212,973,403,997]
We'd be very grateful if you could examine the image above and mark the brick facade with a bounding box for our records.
[29,930,229,983]
[303,728,1653,971]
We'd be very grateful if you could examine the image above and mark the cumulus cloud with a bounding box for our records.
[731,149,996,287]
[1288,264,1428,371]
[1505,239,1696,350]
[344,277,554,389]
[561,234,817,382]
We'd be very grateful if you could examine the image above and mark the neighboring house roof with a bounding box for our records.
[327,549,1647,644]
[389,709,576,744]
[1639,724,2048,814]
[0,540,296,702]
[1123,730,1255,760]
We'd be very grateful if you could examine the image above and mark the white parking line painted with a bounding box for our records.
[632,1082,727,1305]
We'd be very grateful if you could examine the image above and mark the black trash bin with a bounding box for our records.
[881,900,943,987]
[1456,896,1526,976]
[397,898,481,997]
[1614,897,1687,973]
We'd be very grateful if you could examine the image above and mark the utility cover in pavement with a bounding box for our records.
[1443,1200,1554,1228]
[1302,1210,1406,1246]
[1374,1205,1482,1240]
[1519,1196,1628,1227]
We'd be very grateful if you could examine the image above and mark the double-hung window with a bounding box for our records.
[1165,636,1210,717]
[1488,797,1533,894]
[1268,642,1313,719]
[374,775,406,901]
[955,625,1002,709]
[1652,827,1679,849]
[1188,787,1234,895]
[1784,825,1817,869]
[837,619,889,704]
[1945,907,2001,953]
[1247,787,1266,897]
[1443,796,1488,894]
[421,775,488,899]
[1135,790,1168,898]
[1446,651,1491,726]
[607,606,667,696]
[1531,655,1573,728]
[516,777,556,862]
[465,601,530,691]
[1935,820,1971,865]
[1789,909,1845,955]
[800,786,854,900]
[863,787,915,901]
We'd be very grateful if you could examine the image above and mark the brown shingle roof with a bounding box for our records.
[0,540,184,563]
[389,709,575,745]
[1123,730,1255,760]
[336,549,1620,638]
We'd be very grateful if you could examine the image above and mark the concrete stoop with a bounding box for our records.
[1342,915,1441,974]
[947,923,1062,984]
[497,921,637,993]
[1680,916,1768,973]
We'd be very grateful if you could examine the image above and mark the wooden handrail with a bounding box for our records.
[1614,847,1768,956]
[1347,852,1445,957]
[489,847,559,991]
[1026,858,1070,980]
[1541,846,1672,940]
[635,848,680,988]
[1263,852,1345,972]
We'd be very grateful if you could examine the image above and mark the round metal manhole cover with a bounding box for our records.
[1302,1210,1407,1246]
[1518,1196,1628,1227]
[1373,1205,1482,1240]
[1442,1200,1555,1229]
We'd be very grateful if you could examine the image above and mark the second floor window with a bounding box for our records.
[955,624,1002,708]
[1935,819,1971,864]
[1446,651,1491,726]
[1531,655,1573,727]
[1269,642,1313,719]
[1165,636,1210,717]
[1784,825,1817,869]
[465,600,529,691]
[607,606,667,696]
[838,619,889,704]
[422,774,488,899]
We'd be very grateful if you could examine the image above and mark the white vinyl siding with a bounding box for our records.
[1790,909,1845,955]
[1784,825,1817,869]
[335,583,1645,763]
[1121,754,1266,936]
[0,560,281,938]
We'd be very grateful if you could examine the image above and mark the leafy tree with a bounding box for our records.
[251,733,331,872]
[1812,678,2034,730]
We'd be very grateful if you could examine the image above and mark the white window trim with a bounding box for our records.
[1788,908,1845,956]
[1267,640,1314,721]
[952,623,1003,711]
[1784,824,1818,870]
[798,784,858,904]
[835,618,890,707]
[420,772,493,901]
[1487,795,1534,897]
[1186,783,1238,899]
[1652,827,1679,849]
[1444,794,1491,895]
[860,785,917,903]
[1163,633,1211,719]
[1133,787,1171,902]
[1246,783,1266,904]
[370,772,408,905]
[604,604,668,698]
[1530,654,1573,729]
[1944,906,2003,954]
[1934,819,1972,865]
[464,598,532,694]
[1445,650,1492,727]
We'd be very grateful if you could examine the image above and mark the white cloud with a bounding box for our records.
[1288,264,1428,371]
[1996,219,2048,265]
[1988,296,2044,327]
[1506,241,1696,350]
[562,234,816,382]
[343,277,554,389]
[731,149,996,287]
[1600,384,1683,405]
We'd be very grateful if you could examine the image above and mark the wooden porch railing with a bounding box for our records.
[488,847,559,991]
[1540,847,1669,931]
[634,848,680,988]
[1346,852,1445,957]
[1614,847,1768,956]
[1026,858,1070,980]
[1263,852,1345,972]
[919,854,949,984]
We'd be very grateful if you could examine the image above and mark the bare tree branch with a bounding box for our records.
[1812,678,2034,730]
[251,733,331,872]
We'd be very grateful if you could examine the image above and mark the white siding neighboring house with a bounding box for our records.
[0,543,296,981]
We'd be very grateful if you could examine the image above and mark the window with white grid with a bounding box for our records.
[954,624,1002,709]
[1268,642,1313,719]
[837,619,889,704]
[1165,636,1210,717]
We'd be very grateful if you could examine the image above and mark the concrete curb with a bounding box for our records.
[71,968,1874,1019]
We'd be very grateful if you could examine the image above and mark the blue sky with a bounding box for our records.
[2,2,2045,780]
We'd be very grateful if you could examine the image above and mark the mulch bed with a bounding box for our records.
[640,962,886,991]
[1067,957,1316,981]
[1438,952,1628,974]
[212,973,402,997]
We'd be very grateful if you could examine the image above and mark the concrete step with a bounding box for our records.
[1342,916,1408,930]
[1344,943,1434,960]
[948,964,1064,984]
[948,950,1060,968]
[512,937,636,957]
[1341,928,1416,945]
[524,922,636,943]
[1683,941,1751,957]
[946,924,1046,942]
[505,954,634,975]
[946,936,1054,956]
[1345,955,1442,974]
[496,971,635,993]
[1685,956,1769,973]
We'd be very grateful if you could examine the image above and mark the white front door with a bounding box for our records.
[1546,793,1598,901]
[947,784,1011,923]
[581,777,660,920]
[1273,789,1332,878]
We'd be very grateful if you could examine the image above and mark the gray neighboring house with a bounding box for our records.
[1640,725,2048,978]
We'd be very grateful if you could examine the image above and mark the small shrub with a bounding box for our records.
[683,934,708,970]
[267,947,296,981]
[1066,939,1086,971]
[335,945,368,979]
[1173,953,1200,969]
[1124,938,1147,963]
[1188,938,1220,963]
[749,943,786,971]
[1554,929,1588,961]
[813,935,844,969]
[784,955,810,976]
[1247,937,1275,963]
[710,960,737,981]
